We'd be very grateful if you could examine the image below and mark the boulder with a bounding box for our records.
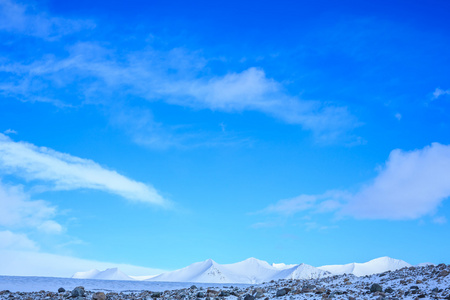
[370,284,382,293]
[244,294,255,300]
[71,287,85,298]
[92,292,106,300]
[276,288,290,297]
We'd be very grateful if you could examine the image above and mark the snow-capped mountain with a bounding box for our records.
[318,256,411,276]
[149,257,329,284]
[71,256,412,283]
[72,268,134,281]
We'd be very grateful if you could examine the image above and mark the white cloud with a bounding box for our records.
[342,143,450,220]
[260,143,450,221]
[0,181,58,229]
[0,230,38,251]
[0,42,357,142]
[432,88,450,99]
[395,113,402,120]
[0,134,169,206]
[0,249,168,277]
[0,0,94,39]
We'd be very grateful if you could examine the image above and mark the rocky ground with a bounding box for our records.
[1,264,449,300]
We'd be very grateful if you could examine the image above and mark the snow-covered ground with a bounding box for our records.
[0,275,249,293]
[0,263,449,300]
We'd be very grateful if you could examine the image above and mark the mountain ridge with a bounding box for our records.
[72,256,412,283]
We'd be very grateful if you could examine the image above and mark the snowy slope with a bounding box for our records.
[72,268,134,281]
[222,257,282,284]
[280,263,330,280]
[150,259,235,283]
[318,256,411,276]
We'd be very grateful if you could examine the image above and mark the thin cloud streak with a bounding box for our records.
[0,0,95,39]
[0,134,169,207]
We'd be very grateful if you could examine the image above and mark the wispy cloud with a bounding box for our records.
[37,220,64,234]
[110,106,253,149]
[0,0,94,39]
[3,129,17,134]
[0,134,169,206]
[432,88,450,99]
[432,216,447,225]
[0,230,38,251]
[0,40,358,143]
[258,191,348,216]
[0,181,58,230]
[259,143,450,221]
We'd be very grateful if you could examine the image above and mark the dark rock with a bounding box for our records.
[315,287,326,294]
[71,287,85,298]
[152,292,162,298]
[410,286,419,290]
[219,291,230,297]
[196,292,205,298]
[58,288,65,293]
[190,285,198,290]
[92,292,106,300]
[244,294,255,300]
[439,270,449,277]
[276,288,290,297]
[370,284,382,293]
[385,287,394,293]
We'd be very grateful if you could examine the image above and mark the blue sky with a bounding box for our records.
[0,0,450,276]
